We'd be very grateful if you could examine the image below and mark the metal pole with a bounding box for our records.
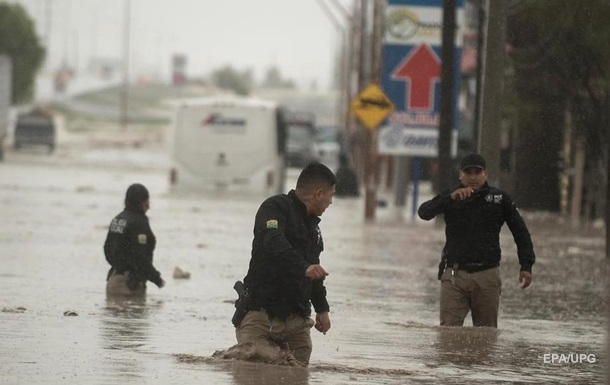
[474,0,485,150]
[395,156,409,207]
[344,9,356,165]
[91,3,98,71]
[478,0,506,186]
[364,0,383,221]
[411,157,421,220]
[606,95,610,258]
[352,0,366,184]
[61,0,71,69]
[357,0,367,91]
[120,0,131,130]
[437,0,457,193]
[560,102,572,216]
[44,0,52,71]
[315,0,343,32]
[327,0,352,23]
[314,0,345,129]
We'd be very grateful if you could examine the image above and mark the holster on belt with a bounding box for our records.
[126,273,141,290]
[437,250,448,280]
[231,280,250,327]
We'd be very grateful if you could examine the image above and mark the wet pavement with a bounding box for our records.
[0,138,607,384]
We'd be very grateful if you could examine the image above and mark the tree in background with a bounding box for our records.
[505,0,610,220]
[0,2,45,103]
[210,65,253,96]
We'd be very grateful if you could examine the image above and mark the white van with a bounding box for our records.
[169,97,287,195]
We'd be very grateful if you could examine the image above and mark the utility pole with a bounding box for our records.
[120,0,131,130]
[43,0,52,72]
[473,0,485,146]
[353,0,367,183]
[364,0,383,220]
[604,90,610,258]
[437,0,457,193]
[61,0,71,69]
[357,0,367,104]
[477,0,506,185]
[91,3,98,72]
[327,0,355,155]
[314,0,347,130]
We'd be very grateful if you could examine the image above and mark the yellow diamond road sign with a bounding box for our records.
[350,83,394,130]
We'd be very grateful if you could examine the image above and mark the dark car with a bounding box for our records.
[314,125,341,171]
[14,108,56,153]
[284,111,318,168]
[286,123,318,168]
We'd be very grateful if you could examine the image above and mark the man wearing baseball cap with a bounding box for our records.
[418,153,535,327]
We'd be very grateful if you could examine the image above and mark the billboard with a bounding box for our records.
[379,0,464,157]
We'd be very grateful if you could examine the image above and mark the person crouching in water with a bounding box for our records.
[232,162,336,366]
[104,183,165,295]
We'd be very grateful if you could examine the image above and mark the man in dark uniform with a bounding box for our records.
[104,183,165,295]
[233,162,336,365]
[418,153,535,327]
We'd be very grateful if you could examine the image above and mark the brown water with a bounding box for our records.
[0,145,606,384]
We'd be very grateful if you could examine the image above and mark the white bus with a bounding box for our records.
[169,97,287,195]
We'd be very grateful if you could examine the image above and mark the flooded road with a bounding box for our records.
[0,141,606,384]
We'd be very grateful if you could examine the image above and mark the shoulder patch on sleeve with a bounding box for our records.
[266,219,279,229]
[138,234,147,244]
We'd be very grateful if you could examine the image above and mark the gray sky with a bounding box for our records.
[16,0,351,89]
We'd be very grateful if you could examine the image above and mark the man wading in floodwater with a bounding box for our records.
[231,162,336,365]
[104,183,166,295]
[418,153,536,327]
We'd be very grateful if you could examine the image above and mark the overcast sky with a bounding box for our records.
[16,0,352,89]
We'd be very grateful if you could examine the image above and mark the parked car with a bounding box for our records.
[14,108,56,153]
[285,111,318,168]
[314,125,341,171]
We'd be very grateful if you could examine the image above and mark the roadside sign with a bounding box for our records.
[379,0,463,156]
[350,83,394,130]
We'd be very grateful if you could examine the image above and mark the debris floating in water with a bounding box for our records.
[2,306,26,313]
[63,310,78,316]
[173,266,191,279]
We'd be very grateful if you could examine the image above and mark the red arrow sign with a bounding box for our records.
[392,44,441,111]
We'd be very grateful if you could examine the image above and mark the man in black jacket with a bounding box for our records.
[104,183,165,295]
[418,153,535,327]
[234,162,336,365]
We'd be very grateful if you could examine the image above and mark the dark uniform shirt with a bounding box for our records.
[418,183,535,272]
[103,207,163,287]
[243,190,330,320]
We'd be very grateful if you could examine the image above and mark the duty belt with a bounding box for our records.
[449,261,499,273]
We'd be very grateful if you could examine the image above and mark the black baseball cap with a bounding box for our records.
[460,153,486,170]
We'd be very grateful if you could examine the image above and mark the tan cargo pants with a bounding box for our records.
[439,267,502,327]
[106,271,146,296]
[235,309,315,365]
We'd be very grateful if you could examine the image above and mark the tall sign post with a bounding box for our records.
[438,0,458,194]
[120,0,131,131]
[351,83,395,220]
[379,0,464,219]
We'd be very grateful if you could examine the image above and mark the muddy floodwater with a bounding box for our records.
[0,143,607,384]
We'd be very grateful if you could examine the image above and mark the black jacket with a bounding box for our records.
[418,183,535,272]
[103,208,163,287]
[243,190,330,320]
